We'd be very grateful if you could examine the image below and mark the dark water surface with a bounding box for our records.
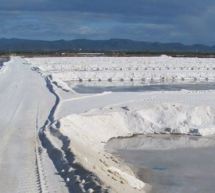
[73,83,215,94]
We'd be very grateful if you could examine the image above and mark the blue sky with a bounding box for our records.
[0,0,215,44]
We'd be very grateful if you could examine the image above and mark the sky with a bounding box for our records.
[0,0,215,45]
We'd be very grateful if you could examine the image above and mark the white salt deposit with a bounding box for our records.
[27,56,215,83]
[25,56,215,193]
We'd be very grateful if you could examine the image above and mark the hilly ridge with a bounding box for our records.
[0,38,215,53]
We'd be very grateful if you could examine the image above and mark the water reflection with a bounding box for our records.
[106,134,215,152]
[106,135,215,193]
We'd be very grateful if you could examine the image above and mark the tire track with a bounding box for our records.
[35,105,43,193]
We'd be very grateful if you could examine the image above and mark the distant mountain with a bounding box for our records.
[0,38,215,53]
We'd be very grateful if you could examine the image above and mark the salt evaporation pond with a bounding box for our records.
[106,135,215,193]
[73,83,215,94]
[73,83,215,192]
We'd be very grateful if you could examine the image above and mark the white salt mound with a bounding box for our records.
[61,103,215,151]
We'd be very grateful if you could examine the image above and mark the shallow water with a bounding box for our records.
[106,135,215,193]
[73,83,215,94]
[73,82,215,192]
